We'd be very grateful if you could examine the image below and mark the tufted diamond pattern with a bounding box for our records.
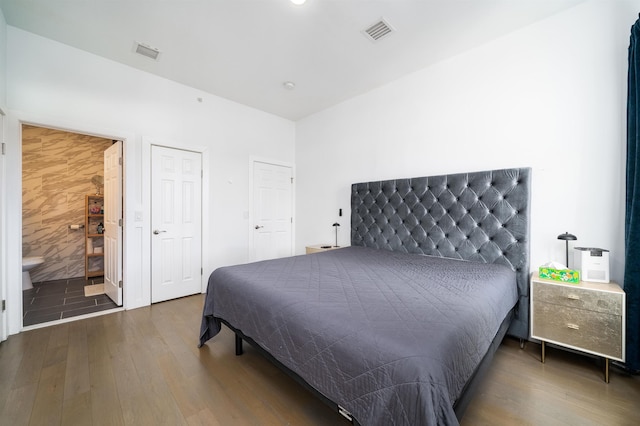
[351,168,531,339]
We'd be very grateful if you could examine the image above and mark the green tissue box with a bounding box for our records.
[539,267,580,283]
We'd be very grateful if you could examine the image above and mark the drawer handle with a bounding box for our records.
[567,294,580,300]
[567,323,580,330]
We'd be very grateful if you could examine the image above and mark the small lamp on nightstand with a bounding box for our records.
[332,222,340,247]
[557,231,577,267]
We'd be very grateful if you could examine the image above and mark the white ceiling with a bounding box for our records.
[0,0,584,121]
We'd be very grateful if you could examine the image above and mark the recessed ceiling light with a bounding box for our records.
[283,81,296,90]
[290,0,307,5]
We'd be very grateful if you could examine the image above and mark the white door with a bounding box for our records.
[103,141,123,306]
[252,161,293,261]
[151,146,202,303]
[0,112,6,342]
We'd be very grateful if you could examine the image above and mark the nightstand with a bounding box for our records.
[530,272,625,382]
[305,244,341,254]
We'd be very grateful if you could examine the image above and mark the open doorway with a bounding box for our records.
[21,124,122,326]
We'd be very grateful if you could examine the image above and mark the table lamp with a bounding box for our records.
[333,222,340,247]
[557,232,577,267]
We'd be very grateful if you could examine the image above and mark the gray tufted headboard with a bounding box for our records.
[351,167,531,340]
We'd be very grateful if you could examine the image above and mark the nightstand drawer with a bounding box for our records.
[532,282,622,316]
[532,301,623,359]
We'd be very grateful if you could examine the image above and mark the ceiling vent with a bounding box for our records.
[362,18,395,43]
[134,42,161,61]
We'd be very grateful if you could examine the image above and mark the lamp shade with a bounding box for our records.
[557,232,577,241]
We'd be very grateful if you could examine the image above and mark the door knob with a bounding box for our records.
[153,229,167,235]
[254,225,264,229]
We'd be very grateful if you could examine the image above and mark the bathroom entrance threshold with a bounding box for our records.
[21,306,124,331]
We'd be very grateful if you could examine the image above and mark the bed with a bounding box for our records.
[199,167,531,425]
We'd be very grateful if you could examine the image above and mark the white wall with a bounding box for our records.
[296,1,634,286]
[0,8,6,107]
[4,27,294,334]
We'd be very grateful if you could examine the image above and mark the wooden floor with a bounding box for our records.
[0,294,638,426]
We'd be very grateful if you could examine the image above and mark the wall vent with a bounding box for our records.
[362,18,395,42]
[134,42,161,60]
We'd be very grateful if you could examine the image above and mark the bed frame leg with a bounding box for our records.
[235,334,244,356]
[519,339,525,349]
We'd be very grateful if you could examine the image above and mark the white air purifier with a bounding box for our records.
[574,247,609,283]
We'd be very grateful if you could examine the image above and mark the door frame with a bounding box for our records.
[3,111,134,335]
[143,138,209,301]
[248,157,295,262]
[0,108,6,342]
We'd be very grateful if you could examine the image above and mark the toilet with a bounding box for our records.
[22,256,45,290]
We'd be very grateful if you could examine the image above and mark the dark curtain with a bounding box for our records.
[625,17,640,373]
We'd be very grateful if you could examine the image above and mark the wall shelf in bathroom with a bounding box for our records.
[85,194,105,279]
[86,270,104,278]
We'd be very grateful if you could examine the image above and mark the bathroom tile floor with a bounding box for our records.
[22,276,119,326]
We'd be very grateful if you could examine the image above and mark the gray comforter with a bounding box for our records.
[199,246,517,425]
